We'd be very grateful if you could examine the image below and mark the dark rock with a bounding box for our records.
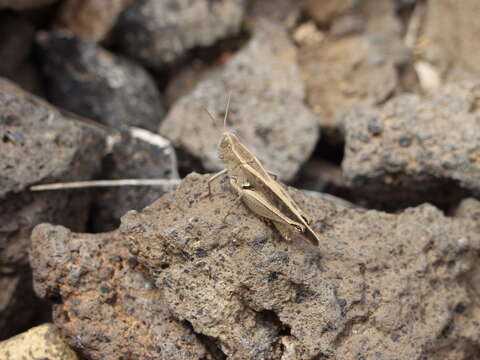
[0,13,34,77]
[119,173,480,359]
[30,225,208,360]
[295,158,357,206]
[342,82,480,208]
[0,13,43,95]
[93,128,179,232]
[160,20,319,182]
[0,0,56,9]
[0,78,105,339]
[38,33,165,131]
[113,0,246,69]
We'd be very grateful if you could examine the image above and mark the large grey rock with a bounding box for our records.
[160,20,319,182]
[0,78,105,339]
[38,33,165,131]
[29,172,480,358]
[119,173,480,359]
[114,0,245,69]
[342,82,480,208]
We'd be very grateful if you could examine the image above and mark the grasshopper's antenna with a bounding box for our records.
[223,93,231,131]
[203,107,218,127]
[203,92,231,130]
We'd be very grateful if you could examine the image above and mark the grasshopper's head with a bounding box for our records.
[218,131,239,163]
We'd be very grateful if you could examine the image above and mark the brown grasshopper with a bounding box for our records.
[205,97,320,246]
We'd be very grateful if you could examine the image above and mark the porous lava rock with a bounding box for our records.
[342,82,480,208]
[30,225,208,360]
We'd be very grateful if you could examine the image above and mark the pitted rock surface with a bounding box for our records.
[0,77,105,199]
[159,20,319,182]
[119,173,480,359]
[30,225,208,360]
[343,82,480,208]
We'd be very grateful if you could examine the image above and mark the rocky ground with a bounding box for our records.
[1,1,480,359]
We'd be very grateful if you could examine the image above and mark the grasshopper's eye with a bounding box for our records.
[220,136,231,149]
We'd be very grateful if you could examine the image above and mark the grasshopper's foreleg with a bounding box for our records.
[202,169,228,199]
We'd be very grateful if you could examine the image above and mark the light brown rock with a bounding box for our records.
[0,324,78,360]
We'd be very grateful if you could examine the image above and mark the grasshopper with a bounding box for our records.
[205,97,320,246]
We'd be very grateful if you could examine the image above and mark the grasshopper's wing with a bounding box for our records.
[232,139,310,220]
[265,178,311,222]
[241,163,310,222]
[261,178,320,246]
[240,188,305,231]
[241,164,320,245]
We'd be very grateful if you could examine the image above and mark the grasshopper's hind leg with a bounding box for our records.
[222,193,244,222]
